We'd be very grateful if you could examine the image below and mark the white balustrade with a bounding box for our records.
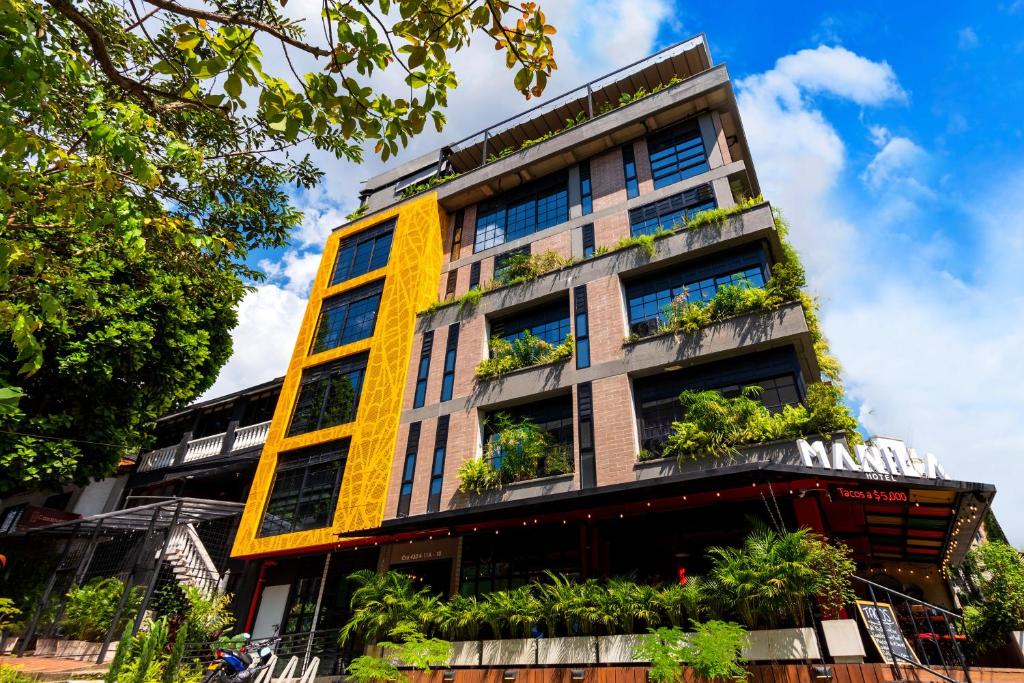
[136,419,271,471]
[232,420,271,451]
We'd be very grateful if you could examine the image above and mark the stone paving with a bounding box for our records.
[0,654,108,680]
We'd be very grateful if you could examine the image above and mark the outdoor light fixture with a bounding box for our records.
[811,665,833,680]
[570,670,585,680]
[503,671,517,681]
[443,672,456,681]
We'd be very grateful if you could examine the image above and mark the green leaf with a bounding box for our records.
[514,67,531,92]
[175,35,201,50]
[224,73,242,98]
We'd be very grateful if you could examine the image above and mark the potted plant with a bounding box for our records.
[811,540,864,662]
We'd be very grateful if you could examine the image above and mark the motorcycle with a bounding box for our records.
[202,634,278,683]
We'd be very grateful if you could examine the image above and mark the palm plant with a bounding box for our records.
[480,586,540,639]
[434,595,483,641]
[654,578,707,628]
[707,523,819,628]
[340,570,430,644]
[605,579,663,635]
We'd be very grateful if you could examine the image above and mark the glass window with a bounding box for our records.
[259,440,349,536]
[629,184,716,237]
[440,324,459,402]
[625,246,768,336]
[397,422,420,517]
[622,144,639,199]
[633,349,804,457]
[483,394,574,476]
[574,286,590,370]
[647,119,709,189]
[331,220,395,285]
[473,174,568,252]
[311,280,384,354]
[413,332,433,409]
[579,161,593,215]
[288,353,368,436]
[491,299,571,347]
[494,245,530,281]
[427,416,449,513]
[581,224,595,258]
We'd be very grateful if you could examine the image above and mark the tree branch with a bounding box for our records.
[142,0,332,58]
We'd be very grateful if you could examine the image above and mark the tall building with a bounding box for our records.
[231,34,995,665]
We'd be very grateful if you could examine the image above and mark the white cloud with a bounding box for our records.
[958,27,979,50]
[738,46,1024,544]
[861,135,928,190]
[200,284,305,400]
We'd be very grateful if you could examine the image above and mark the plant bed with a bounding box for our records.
[481,638,536,666]
[537,636,597,665]
[821,619,865,663]
[743,627,820,662]
[598,634,648,664]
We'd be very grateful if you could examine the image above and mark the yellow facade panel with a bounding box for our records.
[231,194,446,559]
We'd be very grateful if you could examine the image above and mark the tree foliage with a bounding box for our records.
[0,0,556,490]
[958,541,1024,653]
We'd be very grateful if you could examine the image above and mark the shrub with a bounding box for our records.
[0,666,34,683]
[347,623,451,682]
[809,539,856,620]
[62,577,143,642]
[492,250,574,288]
[0,598,21,633]
[475,331,574,381]
[634,621,748,683]
[957,541,1024,653]
[457,414,572,494]
[420,287,481,316]
[661,383,859,462]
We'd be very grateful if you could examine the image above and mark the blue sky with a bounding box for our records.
[204,1,1024,543]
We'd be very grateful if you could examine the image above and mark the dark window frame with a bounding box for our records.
[413,332,434,409]
[579,160,593,215]
[647,118,710,189]
[628,184,716,237]
[473,173,569,252]
[330,219,395,286]
[287,353,369,436]
[573,285,590,369]
[427,416,449,513]
[397,422,421,517]
[622,144,640,199]
[258,440,349,536]
[310,280,384,354]
[581,223,595,259]
[490,298,571,347]
[440,324,460,402]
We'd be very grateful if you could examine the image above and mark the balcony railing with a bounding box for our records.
[136,420,272,473]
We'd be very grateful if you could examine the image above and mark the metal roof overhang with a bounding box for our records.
[21,497,244,536]
[338,464,994,565]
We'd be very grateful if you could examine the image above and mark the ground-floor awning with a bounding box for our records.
[21,496,245,536]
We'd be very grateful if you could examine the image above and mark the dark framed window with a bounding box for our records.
[577,383,596,489]
[648,119,709,189]
[484,394,574,474]
[440,324,459,402]
[579,160,593,215]
[573,286,590,369]
[310,280,384,354]
[494,245,530,281]
[629,184,716,237]
[397,422,421,517]
[451,209,465,261]
[331,219,395,286]
[633,348,804,457]
[625,245,768,336]
[622,144,639,199]
[427,416,449,513]
[474,173,569,252]
[581,224,595,258]
[413,332,434,409]
[259,440,349,536]
[459,524,579,596]
[288,353,369,436]
[490,298,570,347]
[468,261,481,290]
[444,271,457,299]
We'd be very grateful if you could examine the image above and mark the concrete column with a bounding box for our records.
[698,113,725,169]
[711,176,736,208]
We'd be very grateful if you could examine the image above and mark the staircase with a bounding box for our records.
[163,524,226,595]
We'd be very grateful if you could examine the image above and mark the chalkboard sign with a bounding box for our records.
[855,600,920,665]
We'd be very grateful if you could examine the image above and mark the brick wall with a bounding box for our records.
[590,147,625,213]
[584,275,626,365]
[590,374,637,487]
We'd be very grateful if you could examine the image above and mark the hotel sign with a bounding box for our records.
[796,436,948,482]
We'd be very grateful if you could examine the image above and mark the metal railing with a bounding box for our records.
[136,420,272,472]
[440,34,709,174]
[852,575,972,683]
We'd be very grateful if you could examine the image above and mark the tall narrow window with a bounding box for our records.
[310,280,384,354]
[413,331,434,409]
[397,422,420,517]
[579,160,593,215]
[427,416,449,513]
[288,353,369,436]
[577,383,596,489]
[647,119,709,189]
[444,271,457,299]
[574,286,590,369]
[331,219,395,286]
[259,440,349,536]
[468,261,481,290]
[451,210,465,261]
[440,324,459,402]
[622,144,639,199]
[581,224,595,258]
